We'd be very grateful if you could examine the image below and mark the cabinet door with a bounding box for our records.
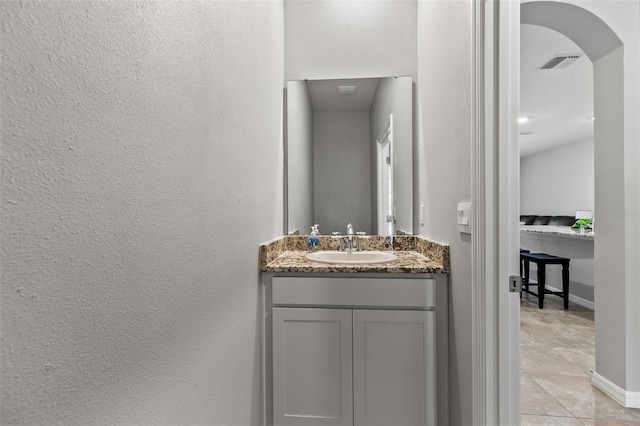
[353,310,436,426]
[272,308,353,426]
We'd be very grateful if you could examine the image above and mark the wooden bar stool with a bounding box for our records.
[520,252,570,309]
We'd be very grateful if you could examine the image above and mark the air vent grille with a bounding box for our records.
[538,55,581,70]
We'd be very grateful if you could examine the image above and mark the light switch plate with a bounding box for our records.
[457,201,472,234]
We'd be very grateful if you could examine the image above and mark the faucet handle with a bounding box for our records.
[331,231,345,251]
[354,232,369,251]
[347,223,354,235]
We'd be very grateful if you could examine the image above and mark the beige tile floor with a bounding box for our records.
[520,295,640,426]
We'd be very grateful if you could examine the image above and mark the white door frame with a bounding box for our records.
[472,1,521,425]
[377,114,394,236]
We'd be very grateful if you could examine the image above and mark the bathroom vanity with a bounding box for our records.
[260,236,450,426]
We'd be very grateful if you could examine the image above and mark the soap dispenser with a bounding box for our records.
[307,224,321,252]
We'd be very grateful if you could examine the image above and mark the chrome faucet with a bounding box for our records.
[346,223,355,252]
[332,223,368,253]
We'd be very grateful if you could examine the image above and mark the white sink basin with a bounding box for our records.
[306,251,398,265]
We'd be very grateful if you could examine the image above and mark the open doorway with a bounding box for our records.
[518,21,598,423]
[517,0,640,422]
[473,0,638,423]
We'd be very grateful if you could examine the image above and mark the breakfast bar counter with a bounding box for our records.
[520,225,594,240]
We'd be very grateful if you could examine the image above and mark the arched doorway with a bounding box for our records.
[521,0,638,409]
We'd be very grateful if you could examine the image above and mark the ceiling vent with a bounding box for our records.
[538,54,581,70]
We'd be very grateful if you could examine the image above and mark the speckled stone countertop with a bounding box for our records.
[520,225,594,240]
[260,235,449,274]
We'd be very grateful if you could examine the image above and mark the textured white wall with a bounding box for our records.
[0,2,283,425]
[284,0,417,81]
[520,138,594,216]
[417,1,473,425]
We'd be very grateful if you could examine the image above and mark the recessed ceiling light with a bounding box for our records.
[518,116,529,124]
[337,85,357,95]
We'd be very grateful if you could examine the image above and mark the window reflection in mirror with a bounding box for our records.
[286,76,413,237]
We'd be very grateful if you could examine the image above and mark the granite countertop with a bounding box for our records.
[260,235,449,274]
[520,225,594,240]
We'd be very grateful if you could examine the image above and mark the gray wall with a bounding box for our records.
[286,81,314,234]
[0,2,283,424]
[520,138,594,216]
[284,1,475,423]
[5,1,633,424]
[417,2,473,425]
[313,110,371,234]
[284,0,417,81]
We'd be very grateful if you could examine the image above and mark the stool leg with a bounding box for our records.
[524,260,530,293]
[562,262,570,310]
[520,258,524,299]
[537,263,546,309]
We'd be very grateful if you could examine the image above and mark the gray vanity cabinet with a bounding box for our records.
[353,309,435,426]
[272,307,353,426]
[264,274,447,426]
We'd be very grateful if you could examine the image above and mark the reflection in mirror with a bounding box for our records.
[286,76,413,237]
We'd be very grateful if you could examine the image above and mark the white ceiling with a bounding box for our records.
[520,23,594,157]
[303,27,593,159]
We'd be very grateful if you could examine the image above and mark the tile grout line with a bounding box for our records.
[520,297,599,425]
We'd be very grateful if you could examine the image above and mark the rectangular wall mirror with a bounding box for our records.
[285,76,413,236]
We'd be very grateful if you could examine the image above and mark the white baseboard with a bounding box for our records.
[592,371,640,408]
[546,284,594,310]
[526,281,594,310]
